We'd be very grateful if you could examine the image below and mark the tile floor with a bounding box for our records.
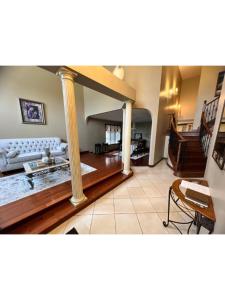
[50,160,208,234]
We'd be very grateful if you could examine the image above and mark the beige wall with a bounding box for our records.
[83,86,122,119]
[193,66,225,129]
[204,79,225,233]
[0,66,67,140]
[155,66,181,162]
[124,66,162,165]
[179,76,200,121]
[86,118,121,152]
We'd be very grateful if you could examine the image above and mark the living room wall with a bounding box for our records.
[0,66,67,140]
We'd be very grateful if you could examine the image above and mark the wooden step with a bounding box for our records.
[1,171,133,234]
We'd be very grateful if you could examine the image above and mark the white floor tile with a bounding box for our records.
[137,213,168,234]
[93,198,114,214]
[113,186,130,198]
[64,214,92,234]
[114,198,136,214]
[127,187,147,198]
[149,196,177,213]
[131,197,155,213]
[90,214,115,234]
[115,213,142,234]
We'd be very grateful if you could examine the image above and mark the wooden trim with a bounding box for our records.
[148,157,164,167]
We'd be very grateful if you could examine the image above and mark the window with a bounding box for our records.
[105,124,121,145]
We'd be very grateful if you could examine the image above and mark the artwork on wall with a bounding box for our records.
[19,98,46,125]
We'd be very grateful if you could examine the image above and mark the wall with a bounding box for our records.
[86,118,121,152]
[193,66,225,129]
[179,76,200,121]
[74,83,89,151]
[124,66,162,165]
[0,66,67,140]
[83,86,122,119]
[155,66,182,163]
[132,122,151,148]
[204,79,225,233]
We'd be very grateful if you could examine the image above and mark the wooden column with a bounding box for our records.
[58,69,86,205]
[123,100,132,175]
[122,107,126,163]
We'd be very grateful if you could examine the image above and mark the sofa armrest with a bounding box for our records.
[60,142,68,151]
[0,148,7,167]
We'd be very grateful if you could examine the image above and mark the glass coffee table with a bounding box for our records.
[23,157,69,189]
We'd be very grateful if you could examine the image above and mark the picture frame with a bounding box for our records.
[19,98,46,125]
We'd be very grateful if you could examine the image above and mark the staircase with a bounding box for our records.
[168,97,219,177]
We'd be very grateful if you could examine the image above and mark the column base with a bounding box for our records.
[70,194,87,206]
[122,169,132,176]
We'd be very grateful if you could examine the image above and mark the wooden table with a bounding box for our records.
[163,179,216,234]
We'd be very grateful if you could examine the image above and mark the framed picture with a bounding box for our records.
[19,98,46,125]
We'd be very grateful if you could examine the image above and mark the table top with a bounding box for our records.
[23,157,69,175]
[172,179,216,222]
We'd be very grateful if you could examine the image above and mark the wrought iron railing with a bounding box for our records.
[203,96,219,125]
[199,111,212,157]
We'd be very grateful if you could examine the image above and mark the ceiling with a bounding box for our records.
[179,66,201,79]
[89,108,151,123]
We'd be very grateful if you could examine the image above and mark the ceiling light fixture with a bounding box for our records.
[113,66,125,80]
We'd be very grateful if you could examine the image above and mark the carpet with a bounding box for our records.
[0,163,96,207]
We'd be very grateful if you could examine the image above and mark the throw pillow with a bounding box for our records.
[6,150,20,158]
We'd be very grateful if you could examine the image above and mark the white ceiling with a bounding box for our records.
[89,108,151,123]
[179,66,201,79]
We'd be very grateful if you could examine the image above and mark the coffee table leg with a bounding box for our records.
[27,174,34,189]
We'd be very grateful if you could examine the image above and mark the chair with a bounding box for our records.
[95,143,102,154]
[102,143,109,153]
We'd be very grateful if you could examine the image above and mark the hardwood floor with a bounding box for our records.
[0,153,132,234]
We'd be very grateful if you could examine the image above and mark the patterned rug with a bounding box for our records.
[0,163,96,207]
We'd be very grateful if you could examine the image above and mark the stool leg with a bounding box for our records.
[163,186,171,227]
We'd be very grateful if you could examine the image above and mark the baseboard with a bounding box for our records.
[80,151,89,154]
[148,157,165,168]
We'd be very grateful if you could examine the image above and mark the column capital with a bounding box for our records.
[124,99,133,104]
[57,68,77,82]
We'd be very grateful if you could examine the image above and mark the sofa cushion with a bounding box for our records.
[6,149,20,158]
[7,152,41,164]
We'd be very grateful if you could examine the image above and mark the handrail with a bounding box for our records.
[201,112,212,137]
[170,117,185,141]
[169,116,191,172]
[204,96,219,107]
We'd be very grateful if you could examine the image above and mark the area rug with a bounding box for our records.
[130,153,149,160]
[0,163,96,207]
[111,151,149,160]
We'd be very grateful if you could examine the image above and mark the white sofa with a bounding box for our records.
[0,137,68,172]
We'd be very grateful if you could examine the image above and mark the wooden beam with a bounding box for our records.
[66,66,135,102]
[40,65,136,103]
